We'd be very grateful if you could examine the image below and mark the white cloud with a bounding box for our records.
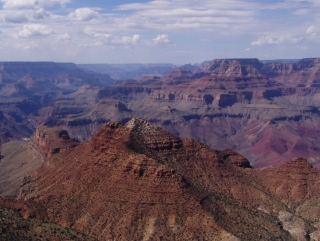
[4,12,28,23]
[58,33,71,39]
[251,36,281,46]
[33,8,51,20]
[0,0,319,63]
[153,34,172,45]
[93,33,141,46]
[0,0,70,9]
[251,25,319,47]
[111,0,320,34]
[55,33,71,42]
[115,1,257,31]
[251,35,306,46]
[38,0,70,7]
[307,25,318,36]
[18,24,54,38]
[69,8,100,21]
[1,0,36,9]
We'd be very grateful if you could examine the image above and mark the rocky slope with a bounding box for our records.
[0,125,78,198]
[39,58,320,168]
[1,119,317,240]
[0,198,96,241]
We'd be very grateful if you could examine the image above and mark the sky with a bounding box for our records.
[0,0,319,64]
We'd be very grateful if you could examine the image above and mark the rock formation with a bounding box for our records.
[2,58,320,169]
[0,124,78,198]
[1,119,318,240]
[0,197,96,241]
[0,61,114,145]
[31,124,78,159]
[35,58,320,168]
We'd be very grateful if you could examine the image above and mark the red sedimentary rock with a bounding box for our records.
[9,118,320,240]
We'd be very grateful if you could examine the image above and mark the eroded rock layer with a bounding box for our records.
[7,119,320,240]
[2,58,320,170]
[39,58,320,168]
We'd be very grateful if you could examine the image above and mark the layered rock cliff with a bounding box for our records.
[31,124,78,159]
[39,58,320,168]
[262,58,320,87]
[2,58,320,169]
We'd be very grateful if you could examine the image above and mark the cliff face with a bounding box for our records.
[39,58,320,168]
[262,58,320,87]
[14,119,320,240]
[31,124,78,159]
[208,58,263,76]
[2,58,320,170]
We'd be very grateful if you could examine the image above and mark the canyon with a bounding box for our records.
[1,118,320,240]
[1,58,320,169]
[1,57,320,239]
[0,61,113,144]
[35,58,320,168]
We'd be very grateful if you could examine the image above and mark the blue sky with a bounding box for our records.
[0,0,319,64]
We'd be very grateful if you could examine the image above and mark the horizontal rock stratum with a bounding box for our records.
[1,118,320,240]
[1,58,320,169]
[36,58,320,169]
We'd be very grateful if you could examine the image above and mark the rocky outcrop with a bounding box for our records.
[0,125,78,198]
[207,58,263,73]
[12,119,320,240]
[31,124,78,159]
[262,58,320,87]
[219,149,252,168]
[213,94,238,107]
[161,68,195,83]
